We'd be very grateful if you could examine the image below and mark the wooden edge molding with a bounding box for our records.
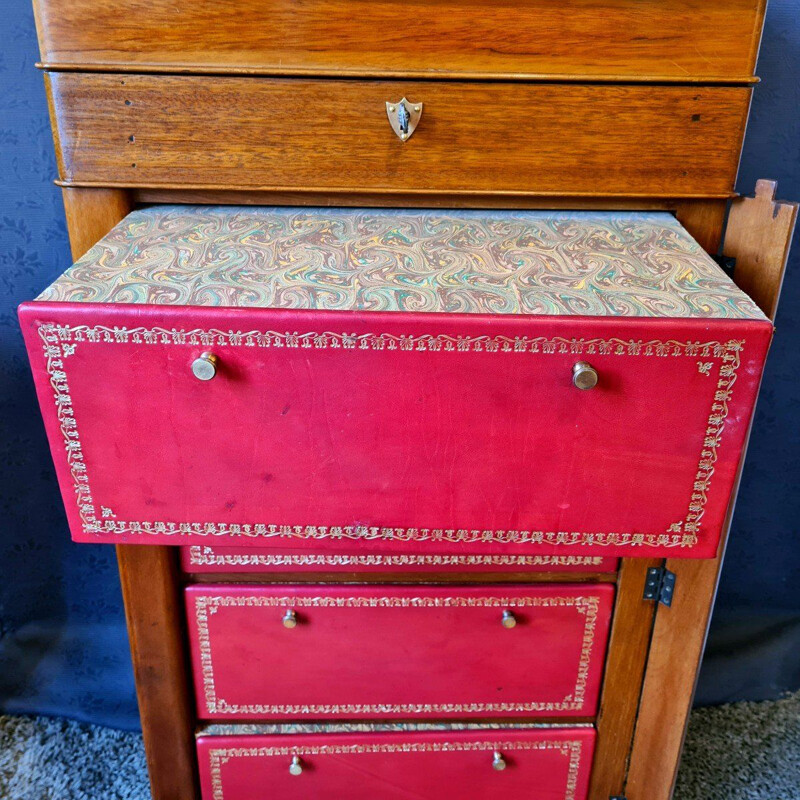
[57,181,738,201]
[35,62,762,85]
[624,179,797,800]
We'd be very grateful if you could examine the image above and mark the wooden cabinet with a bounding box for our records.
[22,1,798,798]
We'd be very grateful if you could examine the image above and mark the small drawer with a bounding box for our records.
[196,726,596,800]
[180,545,618,575]
[185,584,614,720]
[36,0,764,83]
[46,73,750,197]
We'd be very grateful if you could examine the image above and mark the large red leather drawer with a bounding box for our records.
[181,545,618,574]
[20,303,771,558]
[185,584,614,720]
[196,727,595,800]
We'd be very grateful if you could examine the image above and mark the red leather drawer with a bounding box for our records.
[185,584,614,720]
[21,304,770,558]
[196,727,595,800]
[20,302,772,557]
[181,545,618,574]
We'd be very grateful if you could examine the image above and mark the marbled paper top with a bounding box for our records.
[37,205,765,320]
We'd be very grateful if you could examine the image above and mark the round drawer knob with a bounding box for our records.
[282,609,298,629]
[501,610,517,629]
[289,756,304,776]
[191,352,218,381]
[492,751,507,771]
[572,361,598,390]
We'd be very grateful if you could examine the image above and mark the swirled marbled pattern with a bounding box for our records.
[37,206,765,320]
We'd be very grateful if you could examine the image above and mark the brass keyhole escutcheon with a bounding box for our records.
[386,98,423,141]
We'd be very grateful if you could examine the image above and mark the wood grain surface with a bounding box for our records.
[60,188,201,800]
[588,558,661,800]
[47,73,751,197]
[624,181,797,800]
[724,179,799,319]
[33,0,766,82]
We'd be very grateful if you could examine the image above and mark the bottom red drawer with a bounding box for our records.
[197,727,595,800]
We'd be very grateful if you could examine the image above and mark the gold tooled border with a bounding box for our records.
[38,323,742,549]
[193,593,599,717]
[207,738,584,800]
[187,546,609,569]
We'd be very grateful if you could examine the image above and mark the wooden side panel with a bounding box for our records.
[60,188,200,800]
[118,547,200,800]
[625,181,797,800]
[47,73,751,197]
[61,187,133,260]
[588,559,660,800]
[33,0,766,82]
[724,179,799,320]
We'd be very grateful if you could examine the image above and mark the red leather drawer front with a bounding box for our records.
[20,303,771,557]
[196,728,595,800]
[181,545,618,574]
[186,584,614,720]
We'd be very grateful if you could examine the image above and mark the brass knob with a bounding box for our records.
[492,751,507,771]
[282,609,298,629]
[501,610,517,629]
[191,352,218,381]
[572,361,598,390]
[289,755,303,776]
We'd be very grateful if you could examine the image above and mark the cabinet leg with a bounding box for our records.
[118,545,200,800]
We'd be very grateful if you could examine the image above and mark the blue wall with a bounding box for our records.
[1,1,798,728]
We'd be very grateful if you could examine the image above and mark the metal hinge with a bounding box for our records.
[643,566,676,607]
[610,796,628,800]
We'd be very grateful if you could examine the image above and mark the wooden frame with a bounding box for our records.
[57,181,795,800]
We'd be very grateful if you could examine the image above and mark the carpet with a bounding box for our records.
[0,692,797,799]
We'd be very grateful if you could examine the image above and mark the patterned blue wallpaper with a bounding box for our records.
[0,1,798,728]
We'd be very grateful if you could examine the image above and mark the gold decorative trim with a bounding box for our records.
[193,593,600,717]
[186,546,610,569]
[37,323,744,550]
[207,738,584,800]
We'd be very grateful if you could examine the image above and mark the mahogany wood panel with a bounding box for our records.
[61,187,133,260]
[625,181,797,800]
[588,558,660,800]
[46,73,751,197]
[724,179,799,320]
[675,200,729,255]
[33,0,766,82]
[60,188,200,800]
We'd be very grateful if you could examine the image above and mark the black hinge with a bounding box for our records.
[610,796,628,800]
[643,566,676,607]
